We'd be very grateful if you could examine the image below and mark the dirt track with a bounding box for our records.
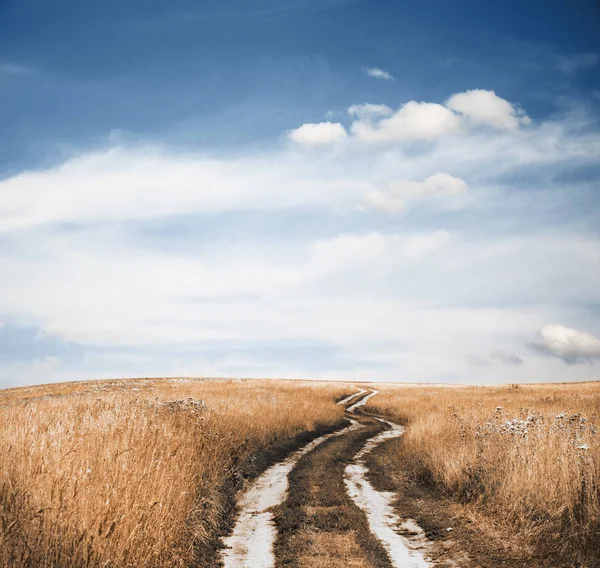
[273,409,390,567]
[218,390,440,568]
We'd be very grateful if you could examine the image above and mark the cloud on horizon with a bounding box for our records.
[534,324,600,364]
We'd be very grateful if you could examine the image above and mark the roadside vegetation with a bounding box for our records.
[368,382,600,566]
[0,378,348,567]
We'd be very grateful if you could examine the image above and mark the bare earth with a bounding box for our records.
[218,391,467,568]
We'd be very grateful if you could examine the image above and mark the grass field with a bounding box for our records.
[0,378,349,567]
[367,382,600,566]
[2,378,599,567]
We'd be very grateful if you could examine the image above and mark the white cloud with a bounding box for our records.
[365,173,468,213]
[536,324,600,363]
[0,146,371,232]
[347,103,393,120]
[446,89,530,131]
[351,101,461,142]
[306,231,451,279]
[287,121,347,145]
[348,90,530,144]
[365,67,393,80]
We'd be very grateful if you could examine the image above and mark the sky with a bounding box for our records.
[1,0,600,388]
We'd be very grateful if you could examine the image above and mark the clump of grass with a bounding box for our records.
[369,383,600,566]
[0,378,349,567]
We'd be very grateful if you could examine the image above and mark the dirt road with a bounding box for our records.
[218,390,436,568]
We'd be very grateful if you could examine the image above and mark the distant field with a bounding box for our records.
[366,382,600,566]
[0,378,349,567]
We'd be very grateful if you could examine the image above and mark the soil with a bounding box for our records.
[272,412,393,568]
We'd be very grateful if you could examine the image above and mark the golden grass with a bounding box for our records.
[369,382,600,565]
[0,377,349,567]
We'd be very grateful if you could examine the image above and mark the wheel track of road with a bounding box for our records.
[218,389,434,568]
[273,400,392,568]
[345,415,431,568]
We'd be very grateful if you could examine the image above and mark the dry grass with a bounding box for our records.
[0,377,349,567]
[369,382,600,566]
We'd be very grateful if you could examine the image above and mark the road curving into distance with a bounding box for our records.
[219,388,433,568]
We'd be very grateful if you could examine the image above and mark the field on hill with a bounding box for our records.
[0,378,349,567]
[1,378,599,568]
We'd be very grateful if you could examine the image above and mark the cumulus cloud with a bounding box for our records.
[365,67,393,80]
[446,89,530,131]
[287,121,347,145]
[365,173,468,213]
[351,101,461,142]
[345,89,530,144]
[535,324,600,363]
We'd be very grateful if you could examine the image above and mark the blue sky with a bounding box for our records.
[1,0,600,387]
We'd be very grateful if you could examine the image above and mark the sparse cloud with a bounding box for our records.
[365,67,393,80]
[534,324,600,364]
[347,103,393,120]
[557,53,599,74]
[365,173,468,214]
[490,351,523,365]
[0,61,34,75]
[287,121,347,145]
[468,351,523,366]
[467,355,491,366]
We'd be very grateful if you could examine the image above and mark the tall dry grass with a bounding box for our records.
[369,382,600,565]
[0,378,349,567]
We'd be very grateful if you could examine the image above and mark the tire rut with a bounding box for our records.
[272,411,393,568]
